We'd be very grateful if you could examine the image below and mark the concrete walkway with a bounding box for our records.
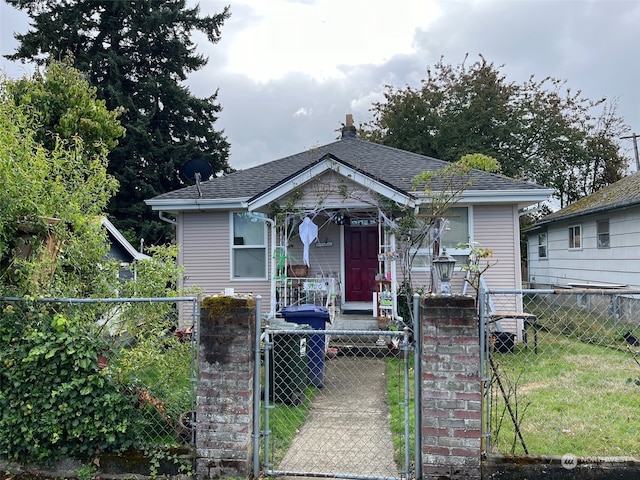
[275,356,401,479]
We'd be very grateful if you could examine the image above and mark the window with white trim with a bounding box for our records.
[568,225,581,249]
[441,207,470,253]
[597,220,610,248]
[538,233,547,259]
[231,212,267,279]
[410,206,471,270]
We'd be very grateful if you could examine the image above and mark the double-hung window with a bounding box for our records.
[597,220,610,248]
[568,225,581,250]
[440,207,470,254]
[410,206,471,270]
[231,212,267,279]
[538,233,547,259]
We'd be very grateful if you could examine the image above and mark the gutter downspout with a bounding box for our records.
[158,211,177,225]
[264,216,277,319]
[390,231,401,322]
[247,213,277,319]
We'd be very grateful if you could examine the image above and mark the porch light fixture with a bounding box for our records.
[332,212,345,225]
[433,248,456,294]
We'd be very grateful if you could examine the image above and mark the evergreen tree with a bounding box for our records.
[6,0,232,244]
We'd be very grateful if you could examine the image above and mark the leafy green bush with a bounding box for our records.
[0,303,140,462]
[113,335,194,439]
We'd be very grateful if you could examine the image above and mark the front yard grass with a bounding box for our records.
[490,330,640,457]
[263,386,318,464]
[386,354,415,467]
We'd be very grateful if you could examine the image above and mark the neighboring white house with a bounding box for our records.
[526,172,640,290]
[101,217,150,281]
[145,117,553,321]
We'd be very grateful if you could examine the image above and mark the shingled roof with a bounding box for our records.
[148,136,549,206]
[533,172,640,227]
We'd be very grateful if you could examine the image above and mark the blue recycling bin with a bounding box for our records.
[280,304,330,388]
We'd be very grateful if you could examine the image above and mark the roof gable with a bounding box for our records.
[247,153,414,211]
[101,217,150,262]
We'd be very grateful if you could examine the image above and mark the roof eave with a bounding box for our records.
[413,188,554,208]
[101,217,151,261]
[144,197,249,212]
[534,198,640,227]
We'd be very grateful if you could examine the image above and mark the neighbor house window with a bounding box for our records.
[597,220,610,248]
[568,225,581,249]
[231,212,267,279]
[538,233,547,259]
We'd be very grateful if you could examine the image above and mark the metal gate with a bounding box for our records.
[253,313,419,480]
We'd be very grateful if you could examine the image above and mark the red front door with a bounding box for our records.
[344,222,379,302]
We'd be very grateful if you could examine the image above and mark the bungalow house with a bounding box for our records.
[526,172,640,290]
[145,117,552,325]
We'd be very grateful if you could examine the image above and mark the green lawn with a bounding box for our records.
[386,355,415,466]
[489,331,640,457]
[262,385,318,465]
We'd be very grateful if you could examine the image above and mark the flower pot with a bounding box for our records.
[287,264,309,278]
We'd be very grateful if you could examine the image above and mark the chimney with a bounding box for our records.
[341,113,357,139]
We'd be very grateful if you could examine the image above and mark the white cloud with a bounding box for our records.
[293,107,311,117]
[222,0,442,81]
[1,0,638,173]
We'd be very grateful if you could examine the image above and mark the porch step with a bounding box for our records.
[332,317,378,331]
[328,339,396,358]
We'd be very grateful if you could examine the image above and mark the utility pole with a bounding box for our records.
[621,133,640,171]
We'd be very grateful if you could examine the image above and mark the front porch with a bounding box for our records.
[275,271,381,330]
[269,206,404,328]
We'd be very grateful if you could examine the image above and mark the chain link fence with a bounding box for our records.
[481,289,640,458]
[261,326,414,480]
[0,296,199,460]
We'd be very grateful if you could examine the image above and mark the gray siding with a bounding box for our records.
[295,171,379,208]
[528,206,640,289]
[179,211,271,312]
[173,200,527,318]
[286,220,342,280]
[474,204,520,289]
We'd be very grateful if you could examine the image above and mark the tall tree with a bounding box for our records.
[7,55,125,160]
[362,55,630,208]
[0,63,120,297]
[6,0,232,245]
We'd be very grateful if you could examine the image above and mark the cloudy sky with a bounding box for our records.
[1,0,639,172]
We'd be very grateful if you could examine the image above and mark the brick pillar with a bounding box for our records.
[196,295,256,479]
[421,295,481,479]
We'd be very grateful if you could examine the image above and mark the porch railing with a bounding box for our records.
[277,276,338,322]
